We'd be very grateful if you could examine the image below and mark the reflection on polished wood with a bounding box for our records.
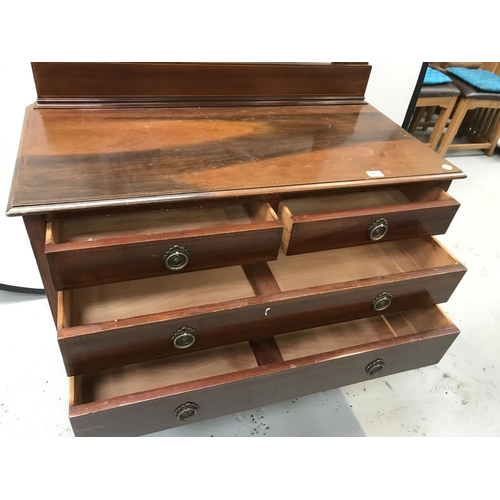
[7,104,464,215]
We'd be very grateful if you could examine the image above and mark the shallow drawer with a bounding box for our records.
[45,202,283,290]
[58,236,466,375]
[69,305,460,437]
[279,185,460,254]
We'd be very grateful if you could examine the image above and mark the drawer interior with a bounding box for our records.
[283,186,453,216]
[276,306,452,359]
[50,203,275,243]
[63,236,458,327]
[77,342,259,403]
[267,236,459,291]
[68,266,256,326]
[74,305,454,405]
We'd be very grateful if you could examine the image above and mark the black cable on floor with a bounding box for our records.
[0,283,45,295]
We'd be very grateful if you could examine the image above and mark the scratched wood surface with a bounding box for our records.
[6,104,464,215]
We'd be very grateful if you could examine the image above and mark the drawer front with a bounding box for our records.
[59,270,464,375]
[279,186,460,255]
[45,202,283,290]
[58,239,466,375]
[69,310,459,437]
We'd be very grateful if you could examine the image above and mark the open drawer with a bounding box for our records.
[45,202,283,290]
[69,305,460,436]
[278,184,460,254]
[57,236,466,375]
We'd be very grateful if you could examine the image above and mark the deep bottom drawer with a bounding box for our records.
[69,305,459,437]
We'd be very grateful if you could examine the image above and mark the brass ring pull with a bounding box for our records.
[163,245,190,271]
[174,402,200,422]
[367,218,388,241]
[365,358,386,376]
[372,292,393,311]
[172,327,198,349]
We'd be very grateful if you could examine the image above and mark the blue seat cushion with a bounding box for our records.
[423,67,452,85]
[447,67,500,92]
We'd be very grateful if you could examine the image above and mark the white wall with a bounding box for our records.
[0,63,40,288]
[366,62,422,125]
[0,62,422,287]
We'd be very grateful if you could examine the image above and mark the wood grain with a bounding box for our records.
[395,236,459,269]
[399,184,452,203]
[7,63,467,438]
[242,262,284,365]
[283,190,410,215]
[249,338,284,366]
[279,187,460,254]
[428,96,458,150]
[6,104,465,216]
[23,215,58,322]
[70,265,255,325]
[69,306,459,436]
[243,262,282,295]
[86,309,445,401]
[69,236,457,324]
[68,376,82,407]
[268,237,458,291]
[57,236,465,375]
[276,315,396,359]
[31,63,371,104]
[275,308,446,360]
[438,97,500,157]
[45,202,283,290]
[56,291,72,329]
[58,269,465,375]
[56,205,252,242]
[79,342,258,403]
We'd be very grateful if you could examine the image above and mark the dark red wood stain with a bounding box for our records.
[70,325,459,437]
[58,264,465,375]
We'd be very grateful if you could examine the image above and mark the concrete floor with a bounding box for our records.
[1,148,499,437]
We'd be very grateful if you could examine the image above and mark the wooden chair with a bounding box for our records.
[436,63,500,156]
[409,83,460,151]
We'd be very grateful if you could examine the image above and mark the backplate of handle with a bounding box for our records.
[365,358,386,376]
[174,402,200,421]
[372,292,393,311]
[163,245,190,271]
[172,327,198,349]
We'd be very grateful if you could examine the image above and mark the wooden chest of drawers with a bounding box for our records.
[6,63,467,436]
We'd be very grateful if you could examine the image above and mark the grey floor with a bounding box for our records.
[1,144,499,437]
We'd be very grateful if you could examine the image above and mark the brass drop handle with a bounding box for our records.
[365,358,386,376]
[174,402,200,421]
[372,292,393,311]
[172,327,198,349]
[367,218,388,241]
[163,245,190,271]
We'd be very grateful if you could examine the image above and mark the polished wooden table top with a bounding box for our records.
[7,103,465,216]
